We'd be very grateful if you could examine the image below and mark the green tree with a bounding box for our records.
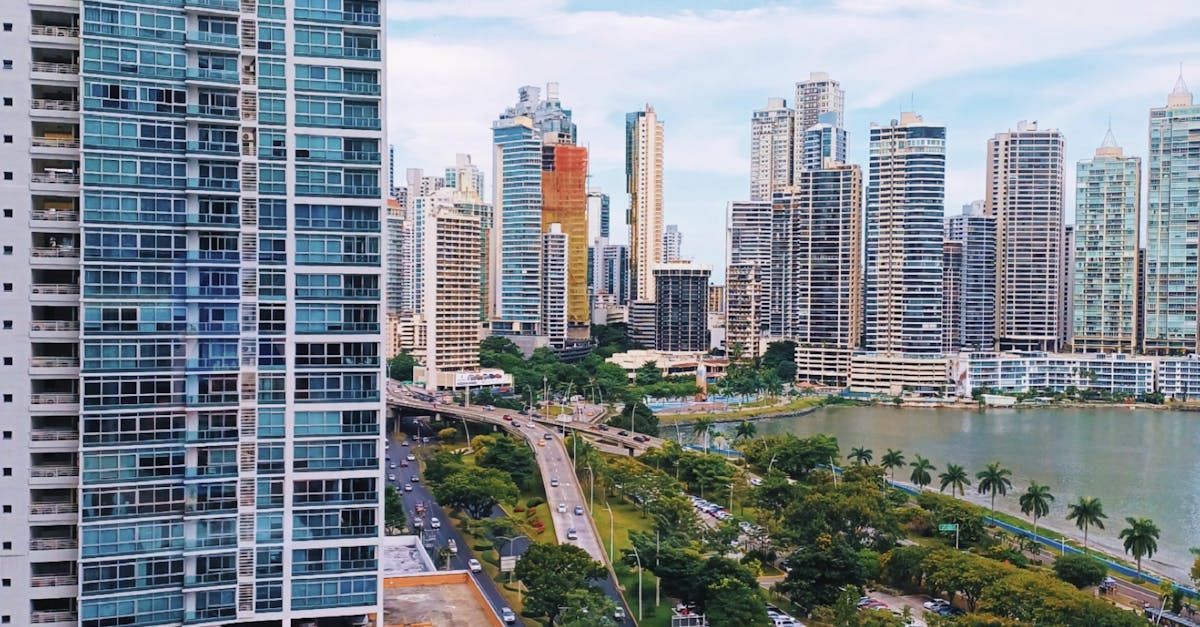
[691,417,716,452]
[423,451,466,485]
[975,462,1013,519]
[1191,547,1200,591]
[706,577,770,627]
[922,549,1004,611]
[436,427,459,442]
[559,588,618,627]
[1118,517,1160,580]
[938,463,971,497]
[635,360,663,386]
[385,485,406,531]
[430,468,518,519]
[734,421,757,442]
[609,401,659,436]
[477,435,538,489]
[848,446,874,466]
[1066,496,1107,554]
[1052,554,1107,589]
[1018,481,1054,542]
[880,545,933,591]
[881,449,905,484]
[761,340,798,382]
[777,535,865,613]
[515,543,608,624]
[387,351,416,381]
[909,455,936,490]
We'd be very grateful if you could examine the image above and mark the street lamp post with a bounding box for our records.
[767,453,779,475]
[630,544,643,621]
[584,463,595,510]
[496,534,529,591]
[603,502,614,563]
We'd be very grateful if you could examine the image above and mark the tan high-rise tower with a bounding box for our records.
[626,105,665,302]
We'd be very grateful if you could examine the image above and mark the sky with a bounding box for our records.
[387,0,1200,282]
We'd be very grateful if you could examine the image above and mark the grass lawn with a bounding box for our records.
[591,498,677,627]
[658,395,826,425]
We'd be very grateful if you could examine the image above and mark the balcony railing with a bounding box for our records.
[31,610,77,624]
[30,501,76,516]
[185,0,240,11]
[186,31,239,48]
[186,177,240,192]
[30,356,79,368]
[30,537,78,551]
[31,247,80,258]
[31,61,79,75]
[30,465,79,478]
[31,25,80,38]
[31,98,79,112]
[32,172,79,185]
[31,284,80,295]
[30,209,79,222]
[186,104,238,120]
[30,574,77,587]
[32,137,80,149]
[30,393,79,405]
[31,321,80,332]
[185,67,239,84]
[31,429,79,442]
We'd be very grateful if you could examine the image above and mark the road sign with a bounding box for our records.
[938,523,959,532]
[500,555,518,573]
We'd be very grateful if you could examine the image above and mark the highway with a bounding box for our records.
[388,382,635,624]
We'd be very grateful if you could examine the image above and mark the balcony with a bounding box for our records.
[295,79,381,96]
[184,0,240,12]
[30,574,77,588]
[31,284,80,296]
[183,536,237,551]
[31,61,79,76]
[31,25,79,39]
[31,428,79,443]
[30,501,77,516]
[294,9,382,27]
[186,178,240,192]
[30,393,79,407]
[294,44,381,61]
[31,246,80,259]
[31,321,80,335]
[30,537,78,551]
[30,465,79,479]
[186,140,239,156]
[294,184,381,199]
[183,571,238,588]
[31,98,79,113]
[31,611,77,625]
[31,136,80,150]
[186,104,238,120]
[186,67,239,85]
[32,171,79,185]
[186,31,239,49]
[30,356,79,368]
[31,209,79,223]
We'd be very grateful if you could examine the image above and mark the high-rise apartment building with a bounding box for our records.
[662,224,683,262]
[864,112,946,356]
[601,244,630,305]
[749,97,795,201]
[986,121,1066,352]
[1073,130,1141,354]
[626,105,664,302]
[725,200,773,358]
[0,1,389,626]
[541,224,570,349]
[422,207,483,389]
[1143,75,1200,354]
[654,264,711,352]
[1062,224,1074,350]
[799,112,848,172]
[794,71,845,130]
[945,202,997,351]
[444,152,485,198]
[541,143,589,336]
[386,198,414,313]
[492,111,543,332]
[586,188,609,299]
[942,241,963,353]
[770,165,863,385]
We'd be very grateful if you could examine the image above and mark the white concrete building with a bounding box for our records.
[951,352,1155,398]
[421,208,484,390]
[626,105,665,302]
[541,224,569,349]
[750,97,794,201]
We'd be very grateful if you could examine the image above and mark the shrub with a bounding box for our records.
[526,497,545,508]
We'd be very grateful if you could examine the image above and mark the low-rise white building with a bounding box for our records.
[606,349,729,383]
[1155,355,1200,401]
[951,352,1155,397]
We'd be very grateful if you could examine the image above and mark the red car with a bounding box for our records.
[502,415,513,421]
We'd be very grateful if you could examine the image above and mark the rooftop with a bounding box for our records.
[383,572,501,627]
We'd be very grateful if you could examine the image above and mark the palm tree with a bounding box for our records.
[691,417,715,453]
[909,455,936,490]
[733,421,757,442]
[881,449,905,485]
[1119,517,1161,580]
[1018,481,1054,542]
[848,446,874,466]
[1066,496,1108,554]
[975,462,1013,520]
[938,463,971,497]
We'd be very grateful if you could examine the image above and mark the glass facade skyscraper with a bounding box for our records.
[1144,76,1200,354]
[1,0,386,625]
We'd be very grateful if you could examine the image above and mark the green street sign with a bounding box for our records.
[938,523,959,532]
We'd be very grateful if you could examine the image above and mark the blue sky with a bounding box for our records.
[387,0,1200,281]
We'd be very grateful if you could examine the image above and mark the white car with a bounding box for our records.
[388,474,396,481]
[501,607,516,623]
[406,454,416,462]
[404,484,413,492]
[430,517,441,529]
[468,558,482,573]
[557,503,567,513]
